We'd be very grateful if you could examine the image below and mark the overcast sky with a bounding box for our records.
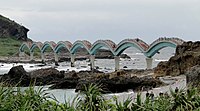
[0,0,200,43]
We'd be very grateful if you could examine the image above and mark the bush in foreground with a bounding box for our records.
[0,83,199,111]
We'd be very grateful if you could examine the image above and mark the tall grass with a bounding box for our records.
[0,83,199,111]
[0,84,71,111]
[0,37,22,56]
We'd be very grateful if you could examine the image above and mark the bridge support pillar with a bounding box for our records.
[54,53,59,66]
[30,52,34,61]
[115,56,120,71]
[19,52,25,57]
[90,55,95,71]
[146,57,153,69]
[70,54,75,67]
[41,53,45,62]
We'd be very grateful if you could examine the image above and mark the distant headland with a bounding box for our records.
[0,14,30,41]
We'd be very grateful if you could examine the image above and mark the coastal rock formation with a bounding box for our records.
[29,68,64,85]
[154,41,200,77]
[76,75,163,93]
[0,65,31,86]
[0,65,163,93]
[51,69,164,93]
[0,14,29,41]
[120,54,131,59]
[185,65,200,86]
[0,66,64,86]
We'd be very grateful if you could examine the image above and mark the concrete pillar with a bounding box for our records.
[54,53,59,62]
[30,52,34,61]
[115,56,120,71]
[90,55,95,71]
[146,57,153,69]
[70,54,75,67]
[54,53,59,66]
[41,53,45,61]
[19,52,25,57]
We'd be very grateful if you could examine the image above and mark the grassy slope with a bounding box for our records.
[0,37,53,58]
[0,37,22,57]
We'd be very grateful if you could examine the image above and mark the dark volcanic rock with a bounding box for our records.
[95,49,114,59]
[51,69,104,89]
[49,78,79,89]
[0,65,31,86]
[105,76,162,93]
[1,65,163,93]
[75,75,163,93]
[29,68,64,85]
[120,54,131,59]
[74,69,163,93]
[154,41,200,77]
[50,69,162,93]
[0,66,65,86]
[0,14,29,41]
[185,65,200,86]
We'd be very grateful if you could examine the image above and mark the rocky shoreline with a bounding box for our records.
[0,65,164,93]
[154,41,200,86]
[0,41,199,93]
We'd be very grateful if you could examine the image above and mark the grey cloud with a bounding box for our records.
[0,0,200,43]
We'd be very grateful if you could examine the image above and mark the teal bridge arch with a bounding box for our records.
[19,37,184,70]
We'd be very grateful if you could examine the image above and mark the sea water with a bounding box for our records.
[0,47,185,103]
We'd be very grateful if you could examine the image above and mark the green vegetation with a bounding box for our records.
[0,37,22,57]
[0,83,199,111]
[0,37,53,58]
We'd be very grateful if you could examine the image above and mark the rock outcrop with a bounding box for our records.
[0,65,64,86]
[75,75,163,93]
[0,14,29,41]
[154,41,200,77]
[51,69,164,93]
[29,68,64,85]
[185,65,200,86]
[0,65,163,93]
[0,65,31,86]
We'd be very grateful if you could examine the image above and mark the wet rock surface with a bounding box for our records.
[154,41,200,77]
[52,69,164,93]
[0,65,164,93]
[29,68,64,85]
[0,65,31,86]
[0,65,64,86]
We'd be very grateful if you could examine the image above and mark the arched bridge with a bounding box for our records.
[19,37,184,70]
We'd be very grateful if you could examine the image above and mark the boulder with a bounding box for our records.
[49,78,78,89]
[185,65,200,86]
[0,65,31,86]
[51,69,105,89]
[29,68,64,85]
[75,74,164,93]
[154,41,200,77]
[123,66,128,68]
[120,54,131,59]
